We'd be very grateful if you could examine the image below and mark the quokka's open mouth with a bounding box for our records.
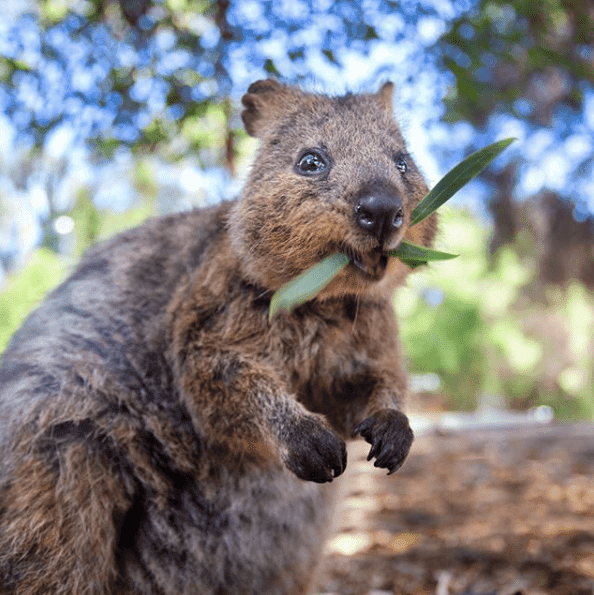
[350,249,389,282]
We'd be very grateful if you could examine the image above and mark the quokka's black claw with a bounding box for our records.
[354,409,414,474]
[284,415,347,483]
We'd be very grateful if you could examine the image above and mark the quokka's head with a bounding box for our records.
[228,79,437,298]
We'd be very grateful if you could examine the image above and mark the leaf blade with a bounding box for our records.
[389,239,459,265]
[410,137,516,226]
[268,253,350,320]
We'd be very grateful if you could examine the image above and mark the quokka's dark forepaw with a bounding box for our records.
[354,409,414,475]
[282,416,347,483]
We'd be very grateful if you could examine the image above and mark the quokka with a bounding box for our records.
[0,79,436,595]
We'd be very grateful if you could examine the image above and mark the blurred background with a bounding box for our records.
[0,0,592,419]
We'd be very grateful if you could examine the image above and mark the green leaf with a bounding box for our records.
[364,25,379,41]
[390,239,459,266]
[444,56,479,102]
[397,259,428,269]
[410,137,516,226]
[322,49,338,64]
[264,58,281,77]
[268,254,350,320]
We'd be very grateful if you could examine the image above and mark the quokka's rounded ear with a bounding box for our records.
[376,81,395,114]
[241,79,299,138]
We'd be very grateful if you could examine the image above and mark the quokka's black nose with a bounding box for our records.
[354,192,404,243]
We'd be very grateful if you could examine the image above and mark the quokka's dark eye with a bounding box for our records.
[394,155,408,173]
[295,150,328,176]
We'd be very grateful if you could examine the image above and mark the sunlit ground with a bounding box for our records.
[313,425,594,594]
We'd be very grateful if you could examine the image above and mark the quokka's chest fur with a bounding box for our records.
[0,79,435,595]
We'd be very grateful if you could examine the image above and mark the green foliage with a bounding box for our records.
[0,249,66,352]
[440,0,594,126]
[396,208,594,418]
[0,196,158,355]
[95,202,156,242]
[181,103,228,152]
[70,190,101,256]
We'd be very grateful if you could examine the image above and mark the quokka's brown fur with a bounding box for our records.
[0,79,436,595]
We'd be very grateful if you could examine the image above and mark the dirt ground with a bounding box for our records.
[313,419,594,595]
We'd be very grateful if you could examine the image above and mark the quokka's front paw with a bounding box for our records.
[281,415,347,483]
[354,409,414,475]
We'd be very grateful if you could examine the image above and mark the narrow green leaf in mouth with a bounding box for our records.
[268,138,516,318]
[389,239,458,264]
[268,254,350,320]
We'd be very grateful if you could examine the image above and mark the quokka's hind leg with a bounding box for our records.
[0,427,133,595]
